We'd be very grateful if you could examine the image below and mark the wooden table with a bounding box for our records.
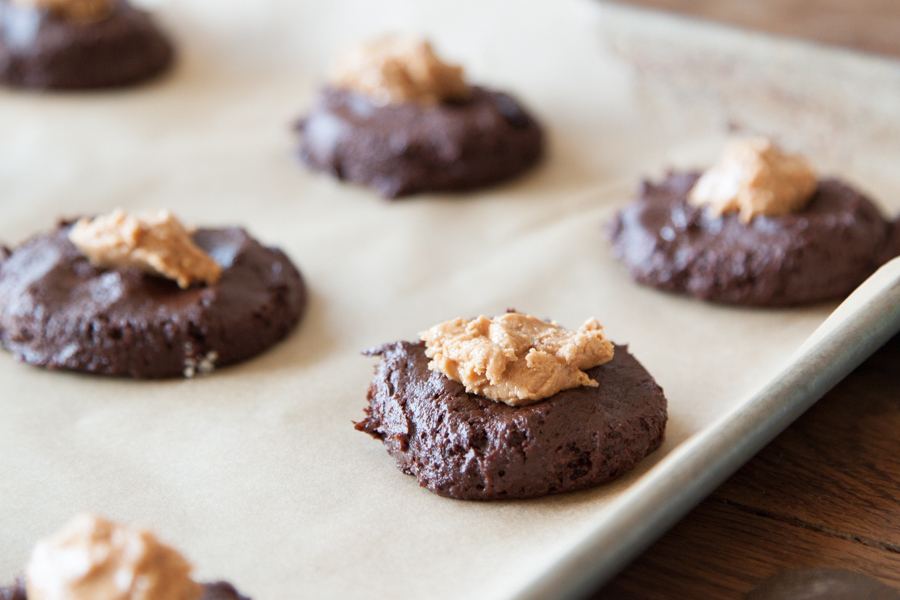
[614,0,900,58]
[592,2,900,597]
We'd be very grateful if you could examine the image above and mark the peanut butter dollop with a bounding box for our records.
[329,36,470,107]
[420,312,615,406]
[68,209,222,289]
[25,514,202,600]
[688,137,817,223]
[10,0,111,22]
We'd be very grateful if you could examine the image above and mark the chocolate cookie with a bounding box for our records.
[295,86,543,199]
[0,221,306,378]
[0,0,173,90]
[608,172,898,306]
[0,579,24,600]
[198,582,253,600]
[0,579,251,600]
[356,341,667,500]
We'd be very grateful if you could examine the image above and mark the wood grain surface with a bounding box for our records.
[615,0,900,57]
[592,2,900,598]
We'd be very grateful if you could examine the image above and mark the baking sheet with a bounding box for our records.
[2,1,900,599]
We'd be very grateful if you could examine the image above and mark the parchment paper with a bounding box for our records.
[2,1,899,599]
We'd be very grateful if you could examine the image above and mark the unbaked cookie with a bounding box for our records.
[295,37,543,198]
[1,514,252,600]
[356,340,667,500]
[0,580,250,600]
[0,218,306,377]
[0,0,173,90]
[608,172,897,306]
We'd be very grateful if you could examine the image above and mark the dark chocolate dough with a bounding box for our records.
[356,341,667,501]
[0,579,25,600]
[0,0,173,90]
[295,86,543,199]
[881,218,900,265]
[199,582,253,600]
[0,221,306,378]
[608,172,898,306]
[0,579,251,600]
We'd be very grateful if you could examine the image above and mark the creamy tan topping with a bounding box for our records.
[688,138,817,223]
[329,36,470,107]
[420,312,615,406]
[25,514,201,600]
[68,209,222,289]
[10,0,111,22]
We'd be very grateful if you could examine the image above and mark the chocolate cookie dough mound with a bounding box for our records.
[608,173,898,306]
[0,222,306,377]
[0,1,174,90]
[296,86,543,198]
[0,580,251,600]
[356,341,667,500]
[880,218,900,266]
[199,582,253,600]
[0,578,25,600]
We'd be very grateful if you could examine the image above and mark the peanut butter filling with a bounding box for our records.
[329,36,470,107]
[10,0,111,22]
[688,137,817,223]
[420,312,615,406]
[25,514,201,600]
[68,209,222,289]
